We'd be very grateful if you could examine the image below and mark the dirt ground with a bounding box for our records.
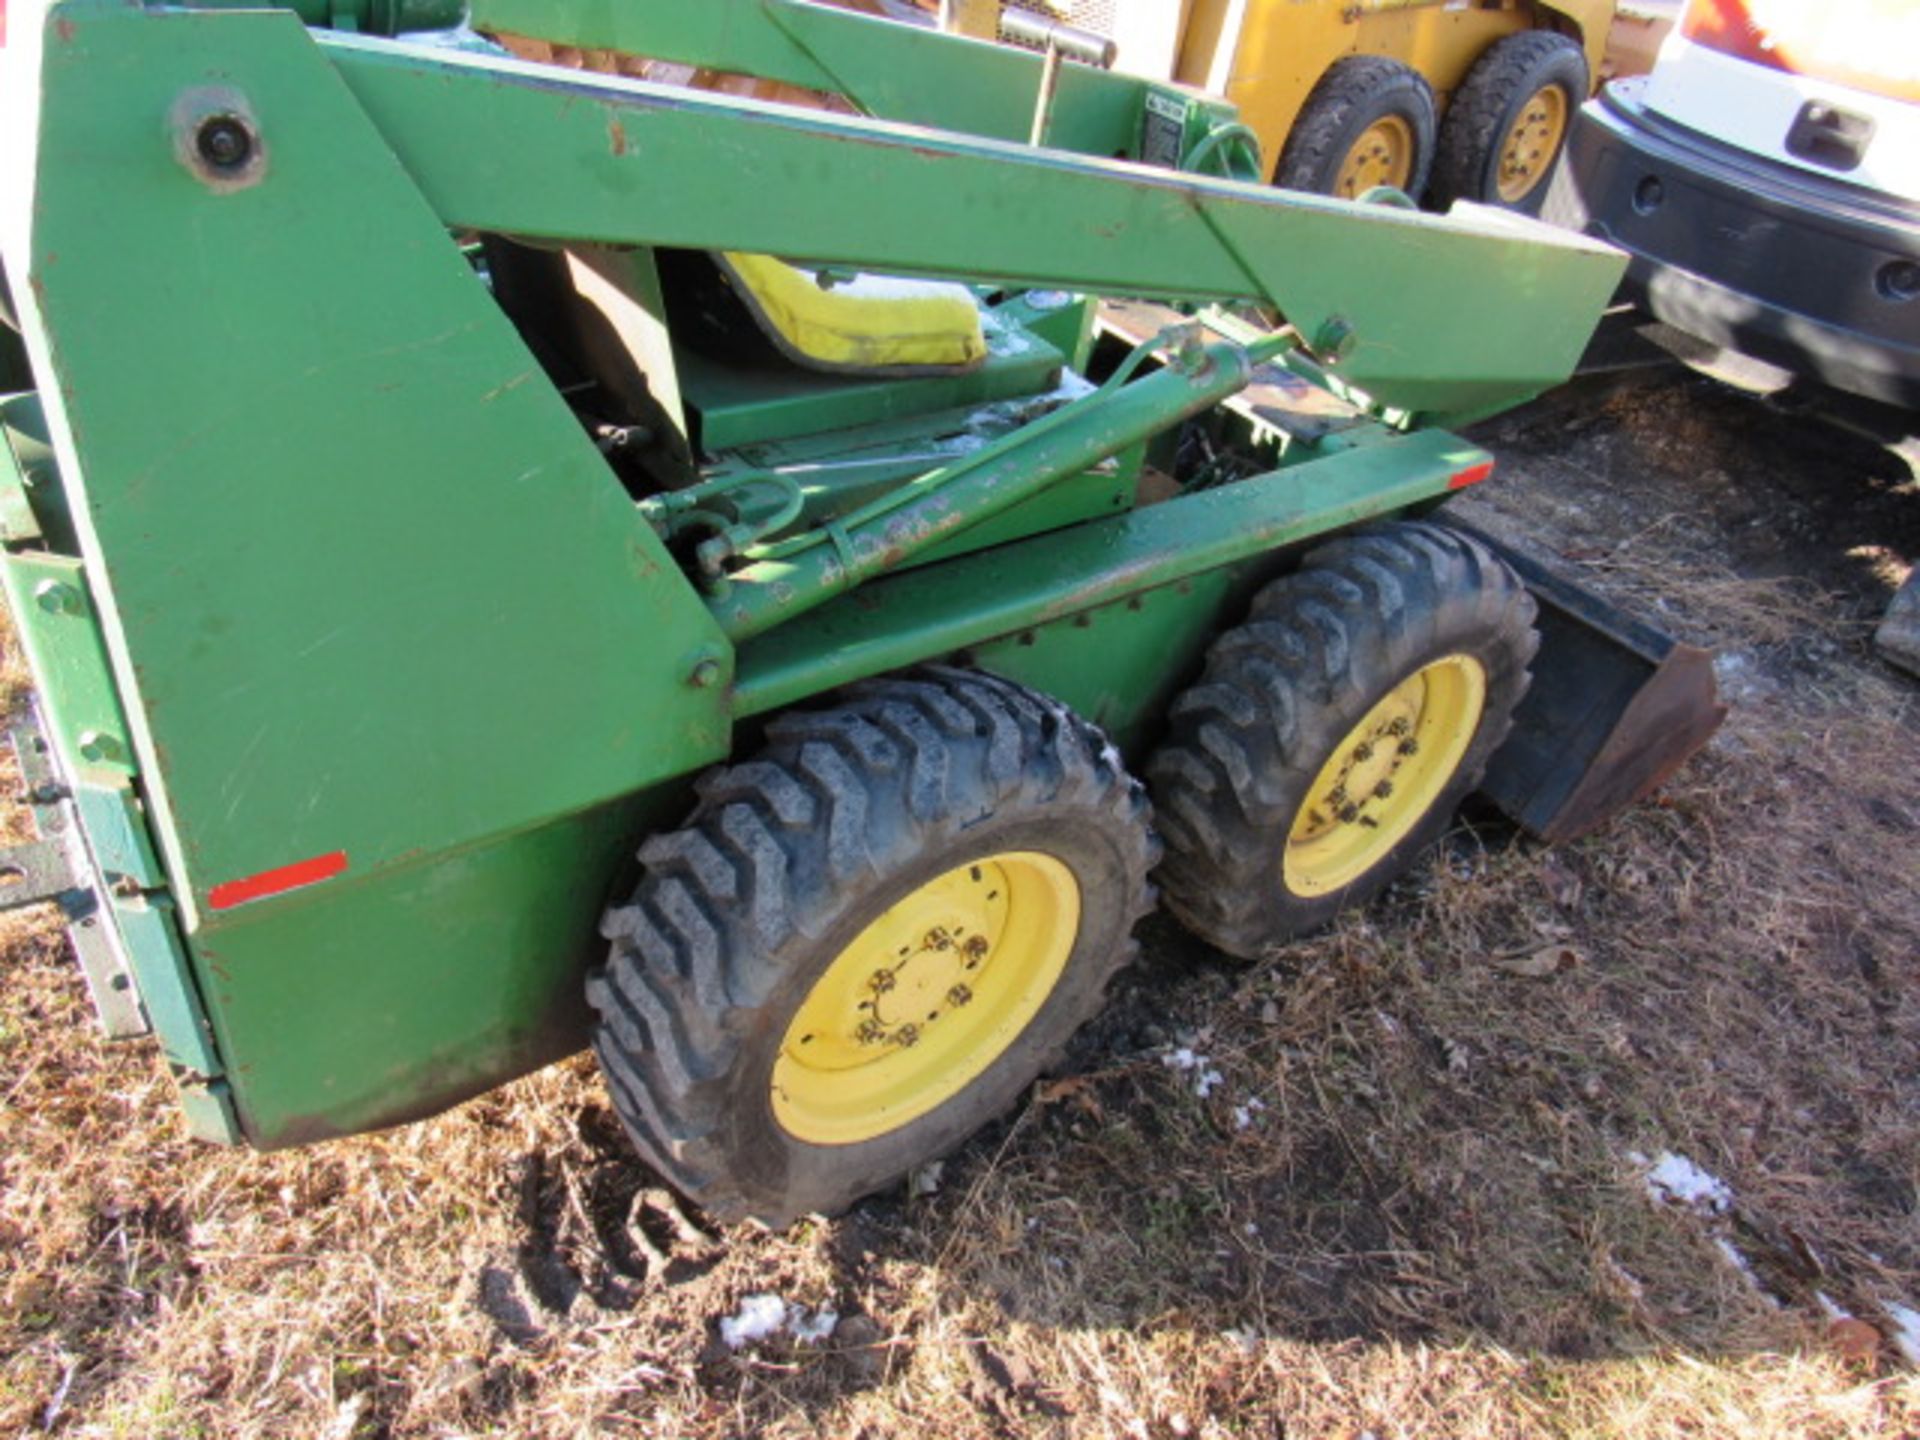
[2,351,1918,1439]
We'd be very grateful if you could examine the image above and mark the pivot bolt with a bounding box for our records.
[856,1019,887,1045]
[867,969,895,995]
[894,1023,920,1049]
[33,580,81,616]
[962,934,989,963]
[77,730,122,764]
[195,115,254,172]
[1312,315,1358,364]
[688,658,723,689]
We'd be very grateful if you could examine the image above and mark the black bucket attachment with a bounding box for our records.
[1464,526,1728,844]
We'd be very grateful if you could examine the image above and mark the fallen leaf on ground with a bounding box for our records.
[1492,945,1585,978]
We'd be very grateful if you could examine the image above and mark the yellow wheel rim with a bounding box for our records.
[1495,83,1568,203]
[1335,116,1415,198]
[771,851,1081,1146]
[1284,654,1487,898]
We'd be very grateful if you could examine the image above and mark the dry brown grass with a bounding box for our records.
[4,369,1920,1438]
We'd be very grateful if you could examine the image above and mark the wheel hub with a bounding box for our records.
[772,851,1081,1145]
[1496,83,1567,203]
[1337,116,1415,198]
[1284,653,1488,897]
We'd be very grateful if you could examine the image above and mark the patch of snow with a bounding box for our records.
[1643,1151,1733,1214]
[720,1294,789,1350]
[1232,1097,1267,1131]
[911,1160,944,1197]
[1712,650,1775,704]
[1885,1303,1920,1368]
[1815,1291,1850,1321]
[719,1294,840,1350]
[1163,1046,1225,1098]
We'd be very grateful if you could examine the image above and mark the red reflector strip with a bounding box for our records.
[209,851,349,911]
[1448,460,1495,490]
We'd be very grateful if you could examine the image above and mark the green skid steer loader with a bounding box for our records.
[0,0,1721,1223]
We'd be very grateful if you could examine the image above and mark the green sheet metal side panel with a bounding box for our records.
[197,783,690,1146]
[23,3,732,901]
[968,568,1246,757]
[323,36,1627,423]
[15,2,732,1142]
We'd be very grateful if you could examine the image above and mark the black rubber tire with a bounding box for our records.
[1430,31,1589,214]
[1146,521,1538,958]
[1274,56,1438,201]
[589,667,1157,1226]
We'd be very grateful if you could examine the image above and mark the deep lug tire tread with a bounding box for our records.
[1274,55,1439,199]
[1146,521,1539,958]
[1429,30,1588,213]
[591,667,1157,1225]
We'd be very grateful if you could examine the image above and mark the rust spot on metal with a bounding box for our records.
[608,116,628,156]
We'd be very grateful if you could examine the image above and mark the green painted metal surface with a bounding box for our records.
[72,777,167,891]
[0,0,1615,1147]
[0,552,137,784]
[192,784,691,1145]
[0,548,225,1092]
[9,2,735,1143]
[697,389,1140,575]
[465,0,1178,159]
[323,31,1624,423]
[21,4,734,917]
[711,332,1281,642]
[684,308,1065,450]
[732,428,1490,729]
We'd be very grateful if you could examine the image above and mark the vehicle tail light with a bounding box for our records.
[1681,0,1920,103]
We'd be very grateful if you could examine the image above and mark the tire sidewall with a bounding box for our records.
[716,807,1139,1219]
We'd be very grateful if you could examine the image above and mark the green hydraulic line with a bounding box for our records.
[710,329,1291,643]
[744,324,1185,566]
